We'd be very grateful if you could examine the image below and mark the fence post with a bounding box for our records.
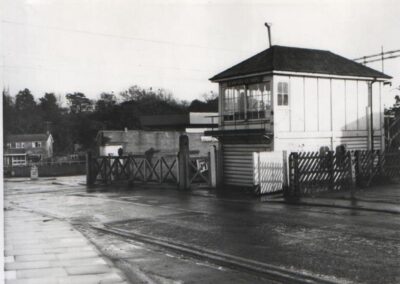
[86,151,94,186]
[216,146,224,189]
[348,151,355,198]
[282,150,289,190]
[328,151,334,191]
[178,135,190,190]
[354,150,361,187]
[115,157,119,181]
[104,158,109,184]
[209,145,217,188]
[377,150,384,177]
[287,152,301,200]
[159,157,163,184]
[294,153,300,199]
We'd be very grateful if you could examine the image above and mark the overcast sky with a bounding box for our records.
[2,0,400,106]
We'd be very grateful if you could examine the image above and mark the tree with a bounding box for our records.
[188,91,218,112]
[66,92,93,114]
[15,88,36,112]
[39,93,61,122]
[3,88,16,137]
[95,92,116,112]
[13,88,43,133]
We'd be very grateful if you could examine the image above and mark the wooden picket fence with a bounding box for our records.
[287,150,400,198]
[354,150,400,187]
[288,151,353,197]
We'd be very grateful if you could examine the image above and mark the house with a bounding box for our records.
[4,133,54,166]
[206,45,391,188]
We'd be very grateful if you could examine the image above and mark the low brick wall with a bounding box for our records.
[4,162,86,177]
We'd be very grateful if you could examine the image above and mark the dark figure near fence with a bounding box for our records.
[145,147,160,180]
[118,148,123,157]
[336,144,347,167]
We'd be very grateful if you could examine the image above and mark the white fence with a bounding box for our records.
[253,151,288,195]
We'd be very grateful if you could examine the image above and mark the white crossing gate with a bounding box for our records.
[254,151,288,195]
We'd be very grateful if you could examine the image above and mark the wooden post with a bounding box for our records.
[209,146,217,188]
[86,151,93,186]
[348,151,355,198]
[328,151,334,191]
[104,157,109,184]
[377,150,384,177]
[176,155,180,185]
[282,150,289,190]
[159,157,163,184]
[366,106,372,151]
[216,145,224,189]
[354,150,361,187]
[293,153,300,199]
[178,135,190,190]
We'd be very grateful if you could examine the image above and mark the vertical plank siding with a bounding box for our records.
[274,76,385,152]
[223,144,270,187]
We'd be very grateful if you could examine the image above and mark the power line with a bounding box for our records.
[353,47,400,72]
[359,54,400,65]
[3,50,216,74]
[2,19,246,54]
[0,64,208,82]
[353,49,400,61]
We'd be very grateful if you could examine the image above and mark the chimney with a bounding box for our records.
[264,22,272,48]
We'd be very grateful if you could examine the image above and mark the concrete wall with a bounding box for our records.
[103,130,216,157]
[99,145,122,156]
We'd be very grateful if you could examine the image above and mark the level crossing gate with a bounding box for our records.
[86,152,211,187]
[253,151,288,195]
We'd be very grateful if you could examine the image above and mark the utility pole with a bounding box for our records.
[264,22,272,48]
[353,48,400,71]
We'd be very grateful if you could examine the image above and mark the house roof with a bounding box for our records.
[210,45,392,81]
[6,133,51,143]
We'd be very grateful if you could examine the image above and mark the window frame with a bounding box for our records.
[15,142,25,149]
[277,81,289,107]
[12,156,26,166]
[223,85,246,122]
[32,141,42,148]
[222,80,272,122]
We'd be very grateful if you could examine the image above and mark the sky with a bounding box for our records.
[1,0,400,106]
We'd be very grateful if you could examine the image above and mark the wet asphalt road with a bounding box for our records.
[4,177,400,284]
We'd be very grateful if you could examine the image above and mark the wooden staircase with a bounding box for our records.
[388,117,400,150]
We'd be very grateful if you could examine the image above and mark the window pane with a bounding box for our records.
[283,82,288,93]
[278,94,283,105]
[277,82,289,106]
[278,82,283,93]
